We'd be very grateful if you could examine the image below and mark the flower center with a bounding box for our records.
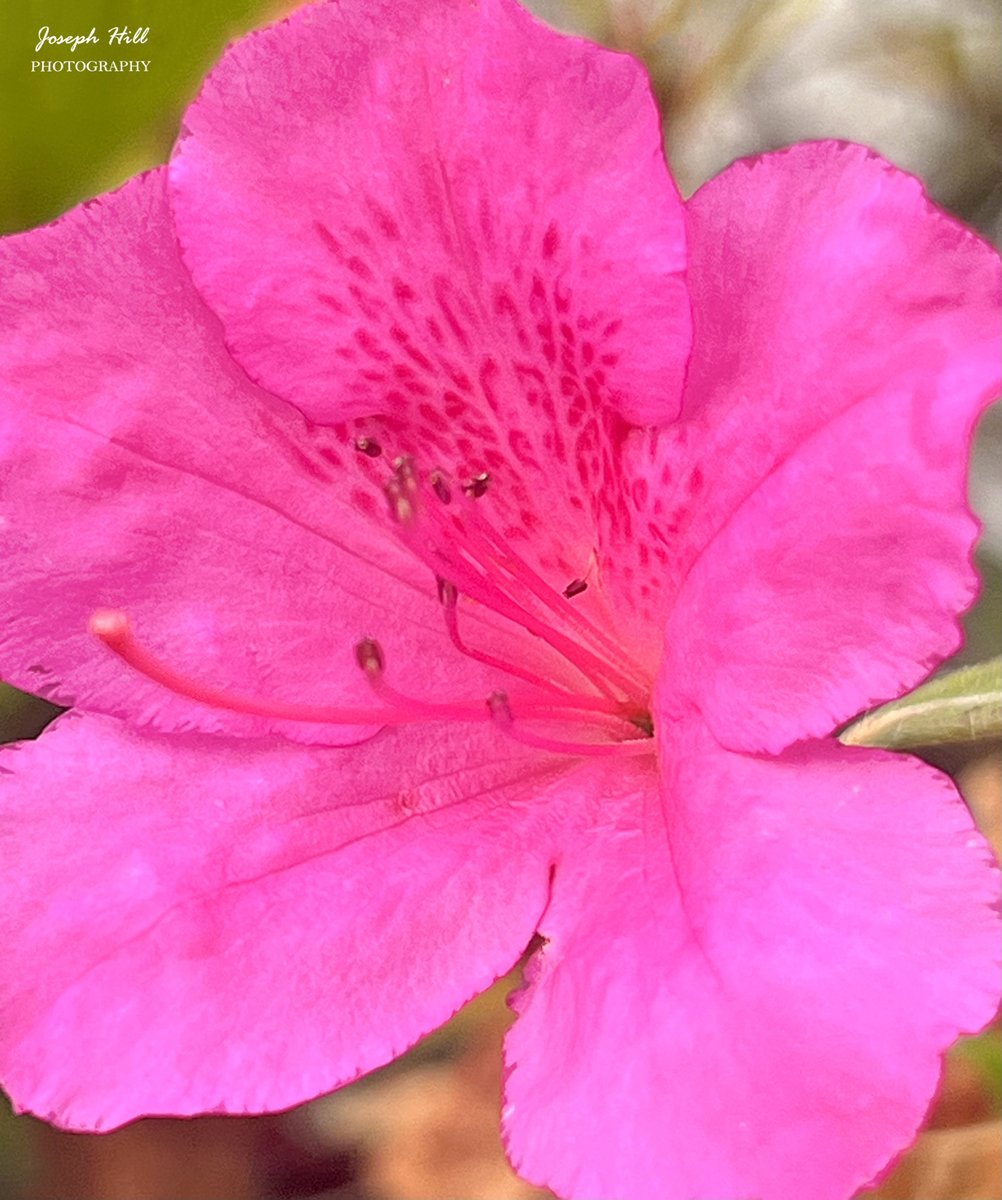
[89,443,654,757]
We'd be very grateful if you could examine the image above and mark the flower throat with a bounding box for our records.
[90,444,654,757]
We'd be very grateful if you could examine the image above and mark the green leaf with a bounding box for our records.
[839,658,1002,750]
[0,683,62,745]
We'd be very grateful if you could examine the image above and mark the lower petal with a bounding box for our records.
[0,712,571,1130]
[503,720,1000,1200]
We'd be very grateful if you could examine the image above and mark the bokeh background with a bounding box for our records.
[1,0,999,1196]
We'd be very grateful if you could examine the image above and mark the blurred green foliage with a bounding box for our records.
[0,0,285,234]
[959,1029,1002,1116]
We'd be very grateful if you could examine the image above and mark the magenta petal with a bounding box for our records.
[0,712,571,1130]
[169,0,690,434]
[503,720,1000,1200]
[0,169,555,742]
[647,141,1001,750]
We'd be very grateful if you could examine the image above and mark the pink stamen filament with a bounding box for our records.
[396,515,635,703]
[356,634,638,726]
[408,476,648,702]
[488,692,653,758]
[450,489,650,692]
[441,579,565,696]
[384,460,633,701]
[438,578,632,716]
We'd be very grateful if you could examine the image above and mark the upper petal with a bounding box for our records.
[0,711,570,1130]
[503,719,1000,1200]
[169,0,690,439]
[0,169,572,742]
[626,141,1000,747]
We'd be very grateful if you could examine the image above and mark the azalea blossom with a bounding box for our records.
[1,0,1000,1197]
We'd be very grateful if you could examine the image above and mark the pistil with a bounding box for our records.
[90,612,649,747]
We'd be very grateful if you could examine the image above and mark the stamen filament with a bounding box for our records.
[382,457,635,702]
[438,577,630,715]
[402,464,648,695]
[411,499,642,700]
[357,636,636,724]
[397,523,625,700]
[454,497,649,694]
[488,692,654,758]
[439,576,565,695]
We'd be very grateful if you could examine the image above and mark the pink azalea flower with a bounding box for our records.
[1,0,999,1196]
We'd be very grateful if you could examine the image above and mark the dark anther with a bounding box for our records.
[486,690,513,725]
[353,436,382,458]
[436,576,458,606]
[563,578,588,599]
[429,469,452,504]
[462,471,490,499]
[354,637,385,676]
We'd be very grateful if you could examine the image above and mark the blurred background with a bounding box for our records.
[1,0,1000,1196]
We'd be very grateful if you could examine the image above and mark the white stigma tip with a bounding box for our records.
[88,609,131,641]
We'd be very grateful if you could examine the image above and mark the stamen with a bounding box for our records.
[354,636,385,677]
[452,498,649,696]
[408,492,646,702]
[356,636,472,719]
[354,633,628,724]
[437,575,633,715]
[563,578,588,599]
[385,454,424,522]
[462,471,490,499]
[429,469,452,504]
[392,455,419,496]
[488,692,653,758]
[439,573,563,694]
[354,436,382,458]
[396,520,623,700]
[386,466,634,699]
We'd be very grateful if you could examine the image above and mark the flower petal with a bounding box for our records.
[632,141,999,749]
[0,711,569,1130]
[0,170,567,742]
[169,0,690,441]
[503,720,1000,1200]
